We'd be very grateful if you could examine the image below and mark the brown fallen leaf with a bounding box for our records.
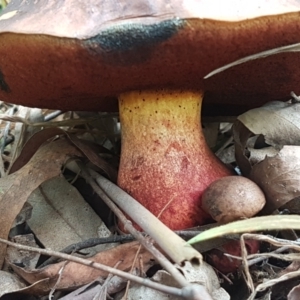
[233,101,300,175]
[237,101,300,149]
[9,127,118,181]
[9,127,66,174]
[0,138,82,268]
[250,146,300,214]
[67,135,118,182]
[9,241,154,294]
[233,120,255,176]
[27,176,114,254]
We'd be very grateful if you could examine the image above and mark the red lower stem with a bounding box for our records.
[118,90,232,230]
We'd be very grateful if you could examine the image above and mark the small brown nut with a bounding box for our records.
[202,176,266,223]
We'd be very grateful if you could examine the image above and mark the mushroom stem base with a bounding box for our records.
[118,90,231,230]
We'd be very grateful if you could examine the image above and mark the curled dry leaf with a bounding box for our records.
[233,101,300,175]
[0,138,82,268]
[250,146,300,214]
[9,241,154,294]
[10,128,117,181]
[67,134,117,182]
[9,127,66,174]
[237,101,300,148]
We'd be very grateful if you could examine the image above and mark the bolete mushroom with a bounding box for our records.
[201,176,265,273]
[1,1,300,230]
[202,176,266,223]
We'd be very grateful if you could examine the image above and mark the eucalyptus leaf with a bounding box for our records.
[237,101,300,149]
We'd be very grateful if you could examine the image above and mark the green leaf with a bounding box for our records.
[187,215,300,245]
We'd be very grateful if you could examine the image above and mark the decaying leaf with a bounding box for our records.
[67,134,117,182]
[250,146,300,213]
[118,261,229,300]
[0,138,82,268]
[233,120,256,176]
[238,101,300,148]
[9,127,67,174]
[7,234,40,270]
[9,127,118,181]
[27,176,113,254]
[233,101,300,175]
[0,270,26,296]
[9,241,154,294]
[247,147,279,166]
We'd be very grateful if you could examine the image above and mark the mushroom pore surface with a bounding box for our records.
[118,89,232,230]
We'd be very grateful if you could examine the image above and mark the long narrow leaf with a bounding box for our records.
[187,215,300,244]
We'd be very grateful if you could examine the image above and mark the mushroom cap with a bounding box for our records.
[1,1,300,114]
[202,176,266,223]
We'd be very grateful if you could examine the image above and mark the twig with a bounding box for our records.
[0,237,184,298]
[72,161,191,288]
[247,269,300,300]
[38,235,134,268]
[39,231,207,268]
[98,261,122,300]
[49,263,67,299]
[240,235,254,292]
[67,162,212,299]
[88,167,202,265]
[244,234,300,252]
[244,234,300,266]
[123,245,142,299]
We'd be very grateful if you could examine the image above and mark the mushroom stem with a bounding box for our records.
[118,89,231,230]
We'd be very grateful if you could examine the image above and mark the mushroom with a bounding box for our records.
[202,176,266,223]
[1,1,300,229]
[202,176,265,273]
[118,89,232,229]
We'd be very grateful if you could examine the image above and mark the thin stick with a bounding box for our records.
[1,237,183,297]
[73,161,190,288]
[88,168,202,265]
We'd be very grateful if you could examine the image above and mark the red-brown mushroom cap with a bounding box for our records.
[0,1,300,114]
